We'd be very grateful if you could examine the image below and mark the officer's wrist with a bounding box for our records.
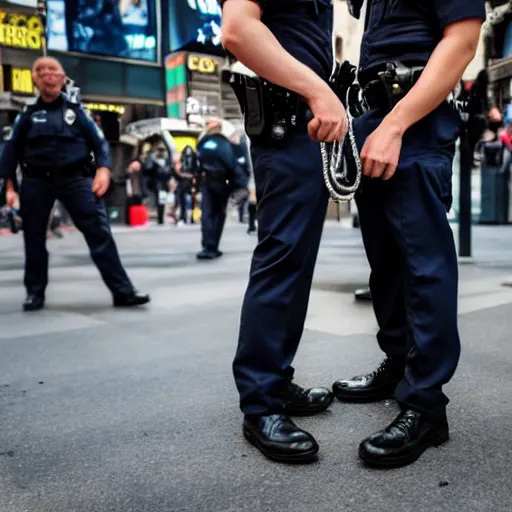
[385,103,410,137]
[303,78,331,102]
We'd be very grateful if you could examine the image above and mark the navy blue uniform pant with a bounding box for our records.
[200,183,231,252]
[233,131,329,415]
[20,177,134,298]
[354,105,461,422]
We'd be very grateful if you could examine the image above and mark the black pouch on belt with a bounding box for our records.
[222,70,267,138]
[243,77,267,137]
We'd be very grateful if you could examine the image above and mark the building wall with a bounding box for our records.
[333,1,364,66]
[464,23,487,80]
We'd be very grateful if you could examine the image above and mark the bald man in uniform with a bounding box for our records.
[1,57,150,311]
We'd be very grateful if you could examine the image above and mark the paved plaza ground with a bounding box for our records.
[0,219,511,511]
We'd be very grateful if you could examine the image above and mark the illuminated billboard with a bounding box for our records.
[46,0,158,62]
[0,10,44,50]
[169,0,222,52]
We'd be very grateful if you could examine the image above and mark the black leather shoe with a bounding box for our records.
[243,414,319,463]
[332,358,403,403]
[23,295,44,312]
[113,292,150,307]
[196,249,222,260]
[283,382,334,416]
[359,409,449,468]
[354,287,372,301]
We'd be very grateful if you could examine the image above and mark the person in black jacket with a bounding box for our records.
[142,143,172,225]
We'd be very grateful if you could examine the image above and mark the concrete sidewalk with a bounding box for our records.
[0,221,511,511]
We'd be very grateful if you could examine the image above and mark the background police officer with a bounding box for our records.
[195,120,244,260]
[1,57,150,312]
[220,0,347,463]
[332,0,485,468]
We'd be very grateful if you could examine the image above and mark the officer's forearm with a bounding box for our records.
[5,179,14,192]
[387,18,482,135]
[221,1,330,101]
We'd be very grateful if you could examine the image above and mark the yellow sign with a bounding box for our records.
[0,12,44,50]
[187,55,217,74]
[83,103,126,115]
[11,68,33,94]
[173,135,197,153]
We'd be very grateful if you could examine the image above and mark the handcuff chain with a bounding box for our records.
[320,105,362,203]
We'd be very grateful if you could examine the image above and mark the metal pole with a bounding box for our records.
[458,119,473,262]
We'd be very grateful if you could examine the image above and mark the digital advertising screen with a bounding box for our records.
[168,0,222,53]
[46,0,158,62]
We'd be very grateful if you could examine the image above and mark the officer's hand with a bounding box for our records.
[307,85,348,143]
[92,167,111,197]
[6,189,19,209]
[361,119,403,181]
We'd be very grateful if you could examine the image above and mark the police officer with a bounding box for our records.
[332,1,485,467]
[195,120,242,260]
[1,57,150,312]
[220,0,347,463]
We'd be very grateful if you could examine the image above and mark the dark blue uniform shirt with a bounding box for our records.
[197,133,238,175]
[0,93,112,181]
[359,0,486,83]
[221,0,334,81]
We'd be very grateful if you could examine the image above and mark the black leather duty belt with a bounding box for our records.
[348,62,426,117]
[22,160,92,181]
[222,70,310,143]
[202,170,229,182]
